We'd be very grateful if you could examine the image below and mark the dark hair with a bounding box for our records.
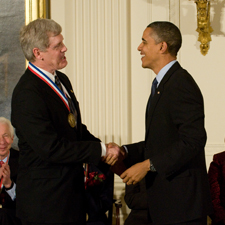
[147,21,182,56]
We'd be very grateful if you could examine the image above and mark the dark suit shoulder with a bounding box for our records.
[13,68,49,94]
[10,148,20,158]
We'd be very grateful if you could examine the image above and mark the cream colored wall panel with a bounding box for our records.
[52,0,130,147]
[130,0,153,143]
[151,0,169,21]
[169,0,180,27]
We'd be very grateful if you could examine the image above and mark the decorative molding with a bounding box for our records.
[169,0,180,27]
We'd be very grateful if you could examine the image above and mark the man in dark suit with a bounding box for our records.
[11,18,120,225]
[0,117,21,225]
[113,21,213,224]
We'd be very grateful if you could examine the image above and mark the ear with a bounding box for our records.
[159,42,168,53]
[33,48,43,60]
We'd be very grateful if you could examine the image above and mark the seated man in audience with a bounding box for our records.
[0,117,21,225]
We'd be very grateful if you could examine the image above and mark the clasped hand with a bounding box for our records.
[102,142,126,166]
[0,163,12,188]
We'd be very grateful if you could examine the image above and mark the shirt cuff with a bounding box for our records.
[5,182,16,201]
[150,160,156,172]
[122,145,128,154]
[101,142,106,157]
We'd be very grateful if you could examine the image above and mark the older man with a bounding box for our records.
[11,18,120,225]
[0,117,21,225]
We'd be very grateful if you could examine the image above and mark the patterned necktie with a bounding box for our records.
[147,78,158,112]
[55,75,63,93]
[55,75,77,125]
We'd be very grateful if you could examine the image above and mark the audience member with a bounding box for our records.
[0,117,21,225]
[11,18,120,225]
[208,151,225,225]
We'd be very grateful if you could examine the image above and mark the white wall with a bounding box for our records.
[51,0,225,223]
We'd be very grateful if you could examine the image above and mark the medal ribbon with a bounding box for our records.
[0,153,10,190]
[84,163,89,189]
[28,62,70,112]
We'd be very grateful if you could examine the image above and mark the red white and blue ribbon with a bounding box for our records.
[28,62,70,112]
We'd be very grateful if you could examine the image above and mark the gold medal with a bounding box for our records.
[68,112,76,128]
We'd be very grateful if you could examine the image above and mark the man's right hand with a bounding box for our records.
[103,142,126,166]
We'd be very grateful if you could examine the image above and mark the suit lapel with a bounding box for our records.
[145,62,181,138]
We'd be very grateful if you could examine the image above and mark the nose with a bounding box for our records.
[137,43,142,51]
[61,43,67,52]
[0,136,6,144]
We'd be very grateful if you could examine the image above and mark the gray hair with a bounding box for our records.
[0,117,14,137]
[20,18,62,62]
[147,21,182,57]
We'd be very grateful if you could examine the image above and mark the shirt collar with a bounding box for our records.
[1,152,10,163]
[34,66,70,97]
[155,60,177,86]
[37,67,56,82]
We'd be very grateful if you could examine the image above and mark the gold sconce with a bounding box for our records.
[190,0,214,55]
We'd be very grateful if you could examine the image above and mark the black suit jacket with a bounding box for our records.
[11,68,102,224]
[125,62,213,224]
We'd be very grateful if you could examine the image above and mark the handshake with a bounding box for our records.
[102,142,126,166]
[102,142,151,186]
